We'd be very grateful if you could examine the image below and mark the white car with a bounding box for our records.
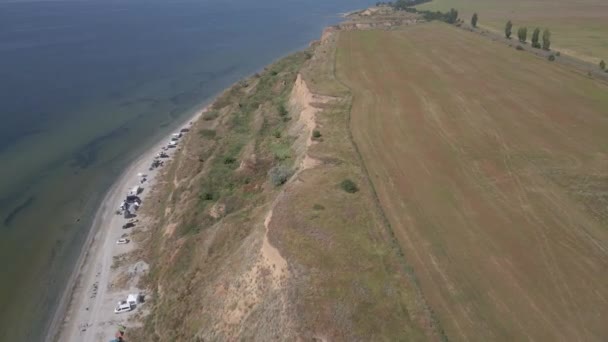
[116,238,130,245]
[114,301,132,314]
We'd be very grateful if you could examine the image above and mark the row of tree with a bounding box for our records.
[389,2,461,24]
[504,21,551,50]
[388,2,606,71]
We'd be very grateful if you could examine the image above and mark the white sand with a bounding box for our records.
[47,109,204,342]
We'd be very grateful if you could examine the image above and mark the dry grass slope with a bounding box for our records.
[337,22,608,341]
[128,29,442,341]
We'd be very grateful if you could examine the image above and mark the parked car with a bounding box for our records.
[122,222,135,229]
[116,238,130,245]
[114,301,132,314]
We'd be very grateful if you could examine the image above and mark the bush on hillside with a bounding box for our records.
[269,165,293,186]
[548,54,556,61]
[223,156,236,164]
[340,179,359,193]
[278,103,289,117]
[312,130,322,139]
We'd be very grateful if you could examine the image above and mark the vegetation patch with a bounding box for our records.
[339,179,359,193]
[268,165,293,186]
[130,50,311,341]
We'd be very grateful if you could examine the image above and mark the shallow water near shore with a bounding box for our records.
[0,0,370,340]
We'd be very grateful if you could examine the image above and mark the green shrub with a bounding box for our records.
[269,165,293,186]
[555,51,561,56]
[312,130,322,139]
[278,103,289,117]
[223,156,236,164]
[547,54,556,61]
[340,179,359,193]
[274,131,282,138]
[202,111,219,121]
[199,191,215,201]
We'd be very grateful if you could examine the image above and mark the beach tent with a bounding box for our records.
[127,293,140,306]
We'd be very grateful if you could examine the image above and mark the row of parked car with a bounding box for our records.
[112,126,191,315]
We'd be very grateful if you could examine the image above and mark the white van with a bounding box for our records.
[114,300,132,314]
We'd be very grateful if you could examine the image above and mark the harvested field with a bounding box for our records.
[337,23,608,341]
[416,0,608,63]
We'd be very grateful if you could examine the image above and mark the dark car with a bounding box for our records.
[122,222,135,229]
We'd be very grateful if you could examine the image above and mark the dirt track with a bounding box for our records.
[337,23,608,341]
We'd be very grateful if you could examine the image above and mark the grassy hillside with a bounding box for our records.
[337,22,608,341]
[128,31,441,340]
[416,0,608,63]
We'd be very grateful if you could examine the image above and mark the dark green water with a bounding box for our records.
[0,0,370,340]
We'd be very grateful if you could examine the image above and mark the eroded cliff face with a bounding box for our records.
[130,25,439,342]
[128,51,315,341]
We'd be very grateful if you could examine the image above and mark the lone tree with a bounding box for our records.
[531,27,541,48]
[446,8,459,24]
[517,27,528,43]
[542,28,551,50]
[601,60,606,70]
[471,13,478,28]
[505,20,513,39]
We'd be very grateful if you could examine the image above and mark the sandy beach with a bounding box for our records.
[46,108,204,342]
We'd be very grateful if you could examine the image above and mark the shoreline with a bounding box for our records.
[42,54,305,341]
[45,105,205,342]
[44,24,349,341]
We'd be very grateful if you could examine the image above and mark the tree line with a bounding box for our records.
[508,23,551,50]
[385,1,607,71]
[388,1,460,24]
[377,0,432,9]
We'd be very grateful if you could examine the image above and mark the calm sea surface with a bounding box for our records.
[0,0,369,340]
